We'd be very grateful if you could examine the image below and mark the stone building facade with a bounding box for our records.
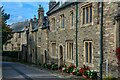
[3,1,120,78]
[3,21,30,61]
[46,2,120,78]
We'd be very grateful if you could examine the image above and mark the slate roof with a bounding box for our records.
[47,2,74,15]
[10,21,30,32]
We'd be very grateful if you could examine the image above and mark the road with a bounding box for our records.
[2,62,65,80]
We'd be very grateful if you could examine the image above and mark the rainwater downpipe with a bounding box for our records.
[100,1,103,80]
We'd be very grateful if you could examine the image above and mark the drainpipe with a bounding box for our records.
[75,2,78,68]
[100,1,103,80]
[26,26,29,62]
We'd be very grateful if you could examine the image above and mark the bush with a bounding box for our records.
[46,63,52,69]
[2,51,21,58]
[76,71,82,76]
[79,65,90,75]
[103,77,117,80]
[62,64,67,72]
[43,63,47,68]
[87,70,98,79]
[67,63,76,73]
[2,51,21,61]
[51,63,58,70]
[59,65,66,70]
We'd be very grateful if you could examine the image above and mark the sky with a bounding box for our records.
[1,2,50,25]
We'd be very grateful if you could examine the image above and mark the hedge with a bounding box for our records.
[2,51,21,58]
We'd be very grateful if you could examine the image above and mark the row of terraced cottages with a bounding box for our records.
[3,1,120,78]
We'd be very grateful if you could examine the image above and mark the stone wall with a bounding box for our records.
[37,28,48,64]
[48,3,76,66]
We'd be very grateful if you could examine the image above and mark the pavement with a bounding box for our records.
[19,62,96,80]
[2,62,95,80]
[2,62,61,80]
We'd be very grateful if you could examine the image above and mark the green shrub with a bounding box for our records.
[43,63,47,68]
[2,51,21,58]
[87,70,98,79]
[76,71,82,76]
[103,77,117,80]
[67,63,76,73]
[46,63,52,69]
[51,63,58,70]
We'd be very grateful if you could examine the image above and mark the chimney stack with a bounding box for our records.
[49,0,56,10]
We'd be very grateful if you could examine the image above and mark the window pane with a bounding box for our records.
[60,16,62,28]
[52,18,55,30]
[62,15,64,28]
[67,43,69,59]
[71,12,74,26]
[90,5,92,23]
[83,8,85,24]
[69,43,71,60]
[85,42,88,63]
[71,43,73,60]
[86,7,88,23]
[89,42,92,63]
[52,43,56,57]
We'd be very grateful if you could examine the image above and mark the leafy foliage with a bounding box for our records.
[2,51,21,58]
[0,6,12,44]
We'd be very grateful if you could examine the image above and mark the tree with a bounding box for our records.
[0,6,12,44]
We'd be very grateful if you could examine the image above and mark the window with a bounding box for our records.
[15,38,17,42]
[82,4,92,24]
[84,41,92,63]
[17,44,20,51]
[5,45,7,50]
[11,44,14,50]
[66,41,73,60]
[18,33,21,38]
[60,14,64,29]
[52,43,56,57]
[52,18,55,31]
[70,11,74,28]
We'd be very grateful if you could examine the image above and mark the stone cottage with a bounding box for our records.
[3,21,30,61]
[45,1,120,78]
[3,1,120,78]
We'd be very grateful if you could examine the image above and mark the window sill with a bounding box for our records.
[51,56,58,59]
[70,27,74,29]
[66,59,74,63]
[81,22,93,27]
[51,30,56,32]
[84,62,94,67]
[60,28,65,31]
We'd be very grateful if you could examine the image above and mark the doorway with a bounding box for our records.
[59,45,63,66]
[45,50,47,63]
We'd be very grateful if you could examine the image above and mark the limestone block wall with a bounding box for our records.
[48,3,76,65]
[37,29,48,64]
[102,2,118,77]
